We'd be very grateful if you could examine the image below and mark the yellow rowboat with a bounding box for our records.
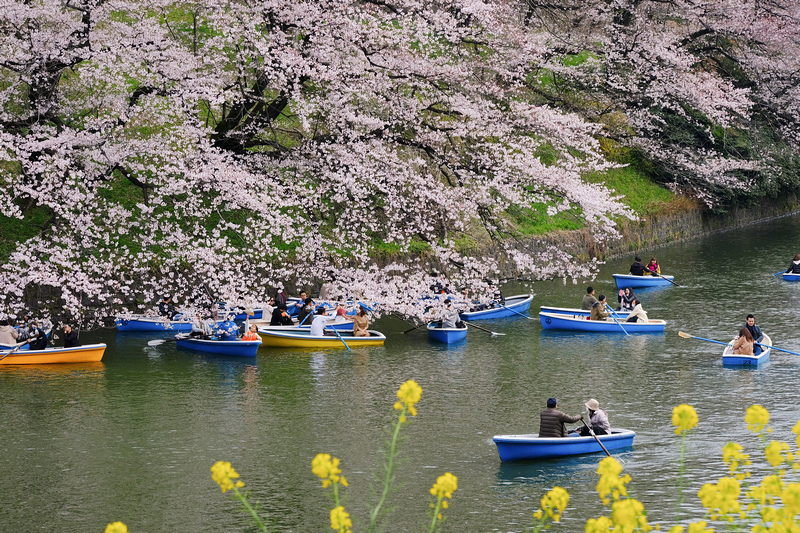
[0,343,106,365]
[256,327,386,348]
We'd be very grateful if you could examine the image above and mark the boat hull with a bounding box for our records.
[175,338,261,357]
[722,334,772,366]
[539,311,665,333]
[782,273,800,282]
[0,343,106,365]
[256,328,386,348]
[427,323,467,344]
[538,306,631,318]
[493,429,636,461]
[459,294,534,321]
[612,274,674,289]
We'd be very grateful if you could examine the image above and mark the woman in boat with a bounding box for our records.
[617,287,636,311]
[0,319,19,346]
[296,297,315,325]
[347,305,371,337]
[645,257,661,275]
[590,295,610,321]
[786,254,800,274]
[270,303,294,326]
[574,399,610,436]
[242,324,261,342]
[625,299,649,323]
[732,327,754,355]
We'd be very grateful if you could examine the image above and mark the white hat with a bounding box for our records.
[585,399,600,411]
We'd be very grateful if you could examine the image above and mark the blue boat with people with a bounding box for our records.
[427,322,467,344]
[612,274,675,289]
[782,273,800,282]
[492,429,636,461]
[722,333,772,366]
[458,294,534,321]
[538,311,666,333]
[538,306,631,318]
[175,336,261,357]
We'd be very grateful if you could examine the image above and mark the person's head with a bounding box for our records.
[585,398,600,412]
[634,299,641,306]
[444,298,452,306]
[739,327,753,341]
[625,287,634,296]
[746,314,755,326]
[358,305,368,317]
[299,291,307,299]
[304,297,314,305]
[598,294,606,303]
[316,307,326,315]
[268,297,275,305]
[249,324,258,333]
[634,256,641,262]
[0,319,7,326]
[794,254,800,261]
[278,303,287,311]
[648,257,657,265]
[64,325,72,332]
[586,286,594,295]
[546,397,557,408]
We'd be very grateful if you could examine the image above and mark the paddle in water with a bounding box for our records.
[500,304,535,320]
[464,322,505,336]
[147,334,190,346]
[327,326,351,350]
[653,273,680,286]
[604,304,629,336]
[581,419,612,458]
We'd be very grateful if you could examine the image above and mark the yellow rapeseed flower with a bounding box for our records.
[765,440,789,467]
[535,486,569,521]
[329,505,352,532]
[782,483,800,516]
[211,461,245,493]
[672,404,698,435]
[611,498,651,532]
[596,457,630,504]
[687,521,713,532]
[429,472,458,500]
[105,522,129,533]
[697,477,741,518]
[585,515,614,532]
[669,527,684,533]
[312,453,348,488]
[745,405,770,433]
[722,442,750,473]
[394,379,422,417]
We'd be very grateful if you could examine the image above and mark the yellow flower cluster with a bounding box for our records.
[672,404,698,435]
[697,477,744,521]
[596,457,631,505]
[430,472,458,502]
[745,404,770,434]
[393,379,422,422]
[532,486,569,523]
[722,442,751,476]
[329,505,352,532]
[669,520,714,532]
[312,453,348,489]
[104,522,129,533]
[210,461,245,493]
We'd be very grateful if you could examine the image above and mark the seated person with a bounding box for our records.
[270,304,294,326]
[617,288,635,311]
[310,308,336,336]
[629,256,646,276]
[158,295,178,320]
[539,398,583,438]
[625,299,648,323]
[590,295,610,320]
[573,399,611,436]
[242,324,261,342]
[581,286,599,310]
[732,327,754,355]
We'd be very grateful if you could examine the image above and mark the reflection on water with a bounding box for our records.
[3,214,800,531]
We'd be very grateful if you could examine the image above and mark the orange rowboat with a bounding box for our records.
[0,343,106,365]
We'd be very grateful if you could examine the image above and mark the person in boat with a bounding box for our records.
[786,254,800,274]
[617,287,636,312]
[590,295,610,321]
[572,399,611,436]
[732,327,754,355]
[270,303,294,326]
[581,286,599,310]
[0,319,19,346]
[539,397,583,438]
[625,299,649,323]
[63,325,81,347]
[263,297,276,317]
[310,307,336,336]
[215,318,240,341]
[158,295,178,320]
[190,313,214,338]
[629,256,646,276]
[488,281,505,308]
[274,288,289,307]
[28,325,49,350]
[645,257,661,276]
[334,302,348,318]
[242,324,262,342]
[439,299,460,329]
[744,314,764,356]
[429,271,451,295]
[346,305,371,337]
[297,297,315,325]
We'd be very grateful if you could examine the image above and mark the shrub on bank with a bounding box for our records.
[104,385,800,532]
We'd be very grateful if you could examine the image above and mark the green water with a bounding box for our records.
[4,214,800,532]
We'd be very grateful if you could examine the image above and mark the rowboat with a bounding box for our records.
[722,333,772,366]
[0,343,106,365]
[538,311,666,333]
[115,315,225,332]
[427,323,467,344]
[459,294,534,321]
[782,273,800,282]
[612,274,675,289]
[175,337,261,357]
[493,429,636,461]
[538,306,631,318]
[256,327,386,348]
[0,324,54,350]
[249,315,354,331]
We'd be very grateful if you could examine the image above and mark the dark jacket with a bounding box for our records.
[788,260,800,274]
[745,323,764,344]
[539,407,582,437]
[270,308,293,326]
[64,330,80,348]
[629,261,646,276]
[29,331,48,350]
[618,291,636,311]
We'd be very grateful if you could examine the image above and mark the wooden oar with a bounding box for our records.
[604,304,629,336]
[499,304,535,320]
[581,419,612,458]
[652,272,680,286]
[0,340,31,362]
[464,322,505,336]
[148,334,190,346]
[327,326,351,350]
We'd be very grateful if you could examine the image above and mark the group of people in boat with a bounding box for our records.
[629,256,661,276]
[0,314,77,350]
[538,397,611,438]
[581,286,649,323]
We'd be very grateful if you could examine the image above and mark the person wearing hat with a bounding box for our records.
[538,398,583,438]
[575,398,611,436]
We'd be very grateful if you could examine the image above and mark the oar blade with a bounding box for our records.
[147,339,166,346]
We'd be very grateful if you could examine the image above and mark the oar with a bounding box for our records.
[402,321,423,334]
[464,322,505,336]
[755,343,800,356]
[677,331,728,346]
[327,325,351,350]
[500,304,535,320]
[653,273,680,286]
[581,419,612,458]
[0,340,30,362]
[147,334,189,346]
[604,304,629,336]
[773,270,787,277]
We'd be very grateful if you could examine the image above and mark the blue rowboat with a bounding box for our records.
[538,311,666,333]
[538,306,631,319]
[175,336,261,357]
[612,274,674,289]
[115,315,227,332]
[459,294,534,321]
[722,333,772,366]
[427,323,467,344]
[782,273,800,282]
[493,429,636,461]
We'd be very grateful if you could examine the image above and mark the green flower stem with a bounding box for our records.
[333,480,340,508]
[233,486,270,533]
[676,432,687,520]
[428,496,442,533]
[369,407,406,533]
